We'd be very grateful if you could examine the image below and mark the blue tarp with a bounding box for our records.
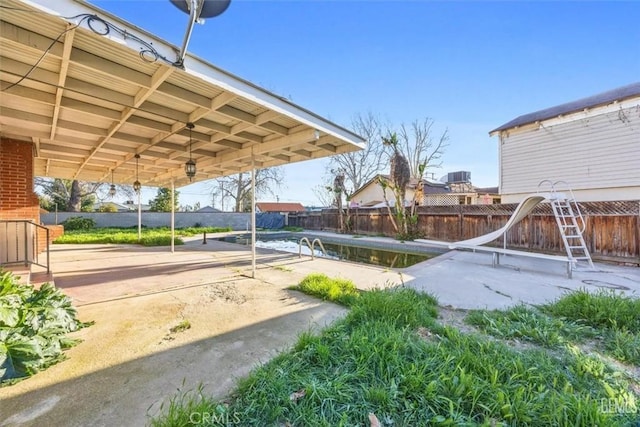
[256,212,285,229]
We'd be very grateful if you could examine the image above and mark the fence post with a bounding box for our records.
[458,204,463,241]
[637,201,640,265]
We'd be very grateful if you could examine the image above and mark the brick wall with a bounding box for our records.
[0,138,40,222]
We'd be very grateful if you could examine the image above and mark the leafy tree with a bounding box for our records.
[148,188,179,212]
[180,202,201,212]
[36,178,98,212]
[209,167,284,212]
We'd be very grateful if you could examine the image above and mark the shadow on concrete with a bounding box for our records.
[0,296,345,427]
[54,253,296,288]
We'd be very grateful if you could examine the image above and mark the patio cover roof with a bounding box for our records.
[0,0,365,188]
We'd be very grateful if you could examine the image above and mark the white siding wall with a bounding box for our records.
[500,101,640,202]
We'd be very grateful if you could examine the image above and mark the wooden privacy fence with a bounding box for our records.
[289,201,640,265]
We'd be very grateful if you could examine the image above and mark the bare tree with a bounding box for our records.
[378,118,449,239]
[209,167,284,212]
[312,182,336,207]
[392,117,449,178]
[327,112,387,195]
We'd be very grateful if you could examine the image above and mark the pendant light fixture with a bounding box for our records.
[184,122,196,181]
[108,170,116,197]
[133,154,141,193]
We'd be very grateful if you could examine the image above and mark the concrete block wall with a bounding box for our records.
[41,212,253,230]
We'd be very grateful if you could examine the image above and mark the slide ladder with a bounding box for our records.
[542,181,595,270]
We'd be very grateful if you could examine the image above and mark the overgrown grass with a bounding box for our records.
[542,289,640,333]
[53,226,231,246]
[467,290,640,366]
[281,226,304,232]
[291,273,360,306]
[465,304,597,347]
[542,289,640,365]
[151,282,639,426]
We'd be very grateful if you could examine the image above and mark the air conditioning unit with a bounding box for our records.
[447,171,471,183]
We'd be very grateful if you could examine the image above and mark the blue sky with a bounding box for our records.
[92,0,640,208]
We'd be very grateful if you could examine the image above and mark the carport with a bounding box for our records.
[0,0,365,275]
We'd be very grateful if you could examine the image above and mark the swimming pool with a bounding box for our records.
[216,234,440,268]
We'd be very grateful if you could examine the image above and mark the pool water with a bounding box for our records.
[216,235,434,268]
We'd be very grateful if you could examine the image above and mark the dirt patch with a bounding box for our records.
[203,281,247,304]
[437,306,476,334]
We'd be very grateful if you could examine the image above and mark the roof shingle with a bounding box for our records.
[490,82,640,134]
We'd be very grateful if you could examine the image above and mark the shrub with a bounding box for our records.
[97,204,118,213]
[61,216,96,231]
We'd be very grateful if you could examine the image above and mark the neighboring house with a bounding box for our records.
[93,202,131,212]
[255,202,306,214]
[122,200,151,212]
[490,82,640,203]
[349,175,447,208]
[349,174,500,207]
[195,206,221,213]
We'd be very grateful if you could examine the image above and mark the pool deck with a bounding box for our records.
[1,232,638,427]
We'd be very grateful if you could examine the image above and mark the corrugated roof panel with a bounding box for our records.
[73,31,159,77]
[227,97,269,116]
[168,72,226,99]
[270,115,300,128]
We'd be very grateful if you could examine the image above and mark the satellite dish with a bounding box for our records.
[170,0,231,66]
[170,0,231,19]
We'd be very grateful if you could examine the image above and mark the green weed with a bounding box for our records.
[292,273,360,306]
[466,305,596,347]
[542,289,640,333]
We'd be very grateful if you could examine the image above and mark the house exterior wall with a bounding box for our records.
[498,100,640,203]
[351,183,416,206]
[0,138,40,222]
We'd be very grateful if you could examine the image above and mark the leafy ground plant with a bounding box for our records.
[0,270,91,385]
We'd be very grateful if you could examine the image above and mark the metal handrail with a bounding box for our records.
[538,180,587,233]
[298,237,328,260]
[0,220,50,273]
[298,237,313,259]
[311,239,327,257]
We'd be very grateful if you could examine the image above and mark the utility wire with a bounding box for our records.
[0,7,180,93]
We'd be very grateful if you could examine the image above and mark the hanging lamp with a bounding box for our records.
[108,170,116,197]
[133,154,141,193]
[184,122,196,181]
